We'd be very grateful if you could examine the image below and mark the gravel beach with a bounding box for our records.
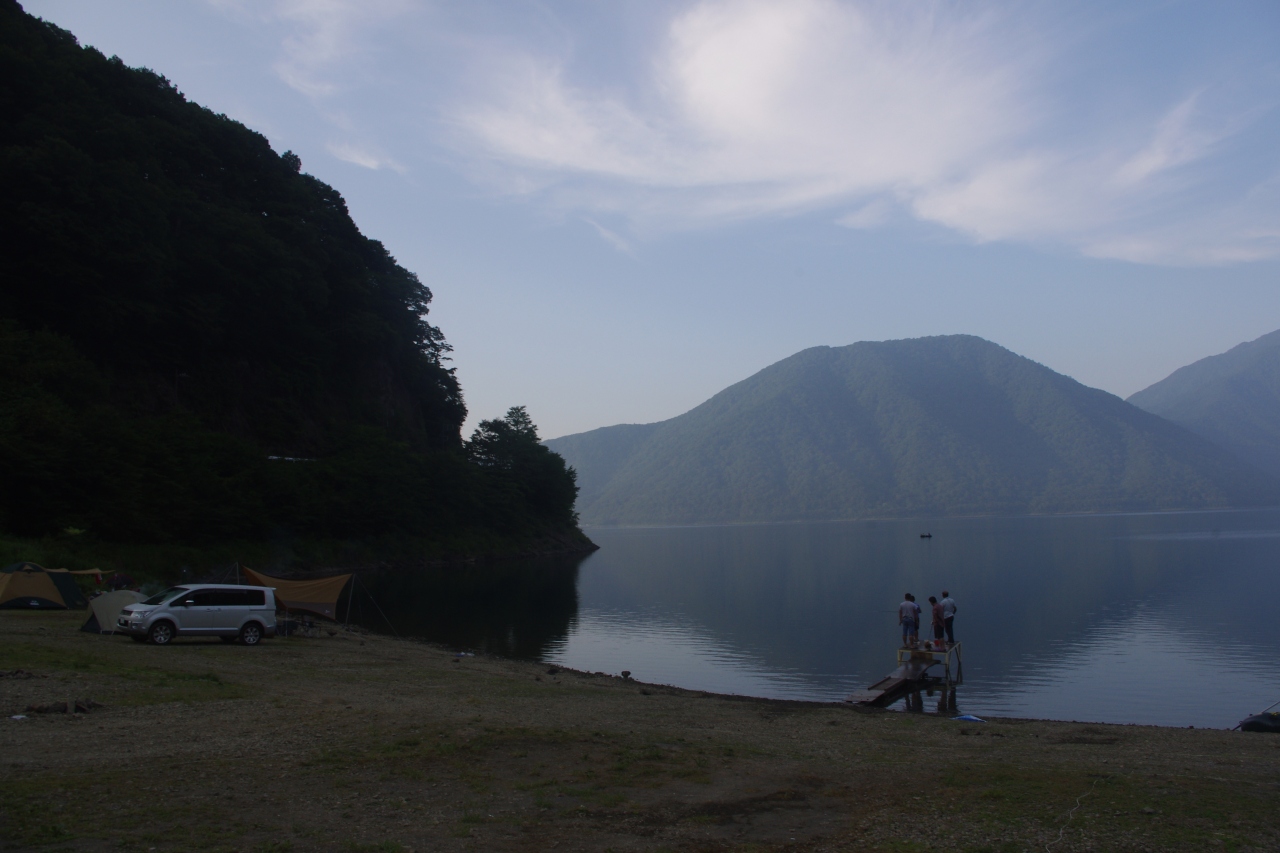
[1,611,1277,852]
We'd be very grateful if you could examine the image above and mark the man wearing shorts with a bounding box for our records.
[899,593,920,648]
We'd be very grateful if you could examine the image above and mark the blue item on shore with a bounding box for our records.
[951,714,985,722]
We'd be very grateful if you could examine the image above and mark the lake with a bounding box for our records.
[357,508,1280,729]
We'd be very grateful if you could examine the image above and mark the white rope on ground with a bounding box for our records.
[1045,777,1104,853]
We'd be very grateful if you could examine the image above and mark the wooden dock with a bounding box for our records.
[846,643,962,707]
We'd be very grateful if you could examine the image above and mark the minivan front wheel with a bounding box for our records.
[148,621,175,645]
[239,623,263,646]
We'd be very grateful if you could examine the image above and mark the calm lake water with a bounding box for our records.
[358,508,1280,729]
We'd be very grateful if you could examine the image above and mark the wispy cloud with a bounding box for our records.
[585,218,635,255]
[326,141,405,172]
[216,0,1280,266]
[447,0,1279,265]
[457,1,1024,210]
[209,0,411,98]
[837,198,894,230]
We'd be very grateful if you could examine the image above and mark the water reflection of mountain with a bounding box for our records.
[346,511,1280,725]
[353,555,586,659]
[574,510,1280,695]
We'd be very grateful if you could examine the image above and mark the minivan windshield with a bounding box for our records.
[143,587,190,606]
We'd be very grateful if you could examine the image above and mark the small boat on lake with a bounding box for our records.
[920,533,932,539]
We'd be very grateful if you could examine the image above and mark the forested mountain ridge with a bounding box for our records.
[1128,329,1280,476]
[0,1,584,553]
[1,0,458,453]
[547,335,1278,525]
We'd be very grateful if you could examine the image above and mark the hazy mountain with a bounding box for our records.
[1128,330,1280,476]
[547,335,1277,525]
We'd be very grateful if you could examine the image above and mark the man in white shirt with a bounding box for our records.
[898,593,920,648]
[940,591,957,645]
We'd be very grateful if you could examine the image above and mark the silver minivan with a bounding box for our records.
[118,584,277,645]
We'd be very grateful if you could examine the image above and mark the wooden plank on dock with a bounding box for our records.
[846,656,947,706]
[845,689,885,704]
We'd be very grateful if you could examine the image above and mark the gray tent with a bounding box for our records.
[81,590,145,634]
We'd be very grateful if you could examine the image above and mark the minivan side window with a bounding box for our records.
[206,589,267,606]
[144,587,188,606]
[187,590,217,606]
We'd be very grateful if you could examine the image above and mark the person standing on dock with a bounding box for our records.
[899,594,920,648]
[929,596,945,645]
[940,591,957,644]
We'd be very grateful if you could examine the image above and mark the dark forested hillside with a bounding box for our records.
[0,1,584,552]
[547,336,1278,525]
[1128,330,1280,476]
[1,0,458,451]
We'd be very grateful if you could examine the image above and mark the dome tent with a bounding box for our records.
[81,589,146,633]
[0,562,91,609]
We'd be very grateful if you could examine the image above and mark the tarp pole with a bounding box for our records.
[358,574,398,638]
[344,574,354,628]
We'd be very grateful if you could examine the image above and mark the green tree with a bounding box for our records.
[468,407,579,524]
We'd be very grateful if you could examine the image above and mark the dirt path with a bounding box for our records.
[1,611,1277,852]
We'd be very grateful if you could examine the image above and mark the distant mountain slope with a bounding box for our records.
[547,335,1277,525]
[544,422,660,509]
[1128,330,1280,475]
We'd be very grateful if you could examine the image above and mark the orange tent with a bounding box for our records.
[241,567,351,621]
[0,563,91,609]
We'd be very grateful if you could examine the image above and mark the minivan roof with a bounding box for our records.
[180,584,275,591]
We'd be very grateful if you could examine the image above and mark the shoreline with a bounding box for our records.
[2,610,1276,851]
[577,503,1280,530]
[1,526,599,587]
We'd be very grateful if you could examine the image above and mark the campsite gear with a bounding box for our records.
[241,567,351,621]
[106,573,136,591]
[0,563,91,609]
[1238,712,1280,733]
[25,699,101,714]
[118,585,277,645]
[81,590,146,634]
[952,715,985,722]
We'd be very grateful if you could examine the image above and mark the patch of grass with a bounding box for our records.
[0,772,254,850]
[344,842,405,853]
[30,823,76,843]
[0,640,249,705]
[935,762,1279,850]
[255,842,294,853]
[558,785,626,807]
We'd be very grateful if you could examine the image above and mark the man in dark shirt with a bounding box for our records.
[929,596,945,646]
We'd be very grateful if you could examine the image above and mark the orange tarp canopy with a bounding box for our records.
[241,567,351,621]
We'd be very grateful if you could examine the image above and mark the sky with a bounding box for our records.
[24,0,1280,439]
